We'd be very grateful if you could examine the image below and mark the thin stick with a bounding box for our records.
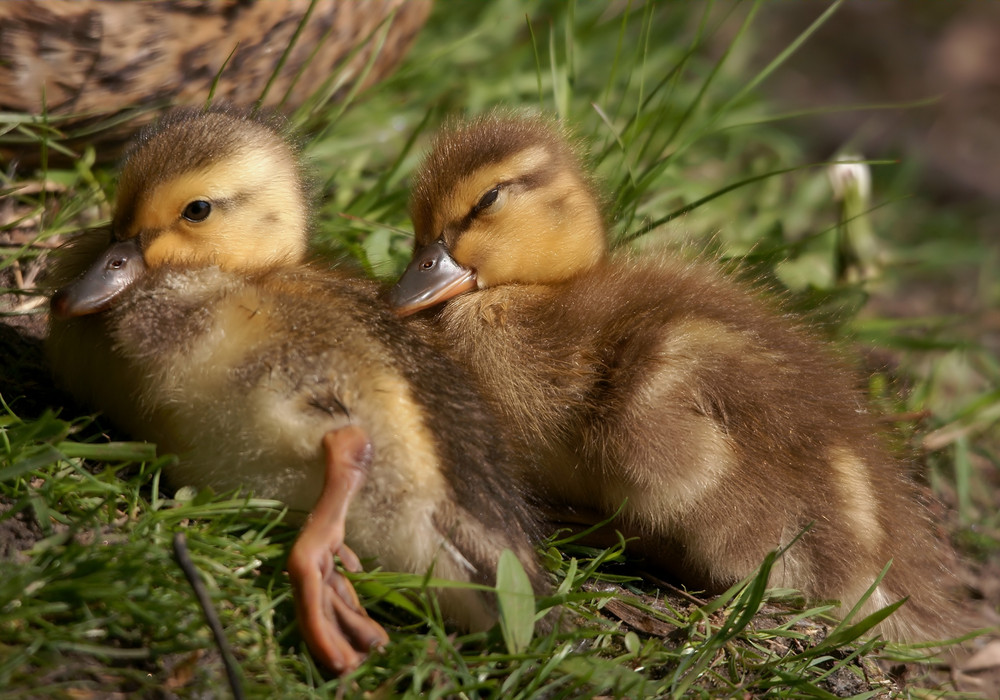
[639,570,709,607]
[173,532,246,700]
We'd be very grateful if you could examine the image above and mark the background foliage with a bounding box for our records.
[1,1,997,697]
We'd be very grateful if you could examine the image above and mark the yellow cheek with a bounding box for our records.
[132,193,175,234]
[144,230,202,267]
[452,226,492,271]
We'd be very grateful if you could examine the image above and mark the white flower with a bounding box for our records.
[828,154,871,203]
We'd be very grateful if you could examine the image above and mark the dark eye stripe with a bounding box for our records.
[466,169,550,218]
[448,170,557,242]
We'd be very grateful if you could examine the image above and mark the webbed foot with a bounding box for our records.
[287,425,389,673]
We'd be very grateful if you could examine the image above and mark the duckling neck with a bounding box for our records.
[431,276,606,476]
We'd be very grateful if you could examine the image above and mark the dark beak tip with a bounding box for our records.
[48,238,147,319]
[385,284,404,308]
[50,286,88,320]
[49,290,70,319]
[389,239,478,317]
[386,283,423,318]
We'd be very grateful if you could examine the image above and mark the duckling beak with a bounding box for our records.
[389,240,477,317]
[50,238,147,319]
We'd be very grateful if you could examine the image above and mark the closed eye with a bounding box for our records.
[473,187,500,214]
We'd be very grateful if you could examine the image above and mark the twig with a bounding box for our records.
[0,240,65,250]
[172,532,246,700]
[923,423,973,452]
[10,296,49,314]
[878,410,931,424]
[639,570,709,607]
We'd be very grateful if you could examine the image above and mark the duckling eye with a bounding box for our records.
[182,200,212,222]
[474,187,500,213]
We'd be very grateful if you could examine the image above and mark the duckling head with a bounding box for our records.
[390,113,607,316]
[51,108,308,318]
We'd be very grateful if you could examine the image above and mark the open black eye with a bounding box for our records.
[182,200,212,222]
[474,187,500,213]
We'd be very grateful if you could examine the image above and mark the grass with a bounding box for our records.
[2,0,998,697]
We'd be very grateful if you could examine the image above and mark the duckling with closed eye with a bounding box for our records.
[390,112,959,642]
[46,107,549,673]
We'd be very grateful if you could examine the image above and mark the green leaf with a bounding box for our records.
[495,548,536,654]
[56,441,157,463]
[0,444,62,482]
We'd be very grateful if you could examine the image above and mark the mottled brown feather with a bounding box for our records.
[0,0,431,161]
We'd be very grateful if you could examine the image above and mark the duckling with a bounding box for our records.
[389,113,959,641]
[46,107,548,673]
[0,0,430,160]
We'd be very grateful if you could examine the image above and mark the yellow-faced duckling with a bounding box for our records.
[389,113,958,641]
[47,108,547,673]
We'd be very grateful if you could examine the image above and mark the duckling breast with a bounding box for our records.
[93,264,478,544]
[96,265,348,510]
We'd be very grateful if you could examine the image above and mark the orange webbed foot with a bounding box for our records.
[287,425,390,673]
